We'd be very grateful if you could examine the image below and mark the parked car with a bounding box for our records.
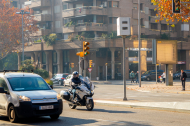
[64,74,84,86]
[51,73,69,86]
[141,70,164,81]
[173,71,181,80]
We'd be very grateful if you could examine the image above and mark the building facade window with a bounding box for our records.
[151,23,158,29]
[42,52,46,64]
[53,51,57,64]
[63,3,68,10]
[55,21,60,28]
[140,3,143,11]
[109,1,119,8]
[12,1,17,7]
[54,5,60,13]
[150,9,157,16]
[147,51,152,57]
[161,24,167,30]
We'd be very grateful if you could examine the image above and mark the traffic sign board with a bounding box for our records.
[88,68,92,72]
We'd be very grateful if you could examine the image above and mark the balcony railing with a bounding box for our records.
[62,6,107,18]
[33,14,52,22]
[63,22,108,33]
[25,0,50,8]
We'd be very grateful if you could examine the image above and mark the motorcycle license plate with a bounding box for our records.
[39,105,54,110]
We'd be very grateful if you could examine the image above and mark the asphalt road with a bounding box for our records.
[0,102,190,126]
[54,84,190,102]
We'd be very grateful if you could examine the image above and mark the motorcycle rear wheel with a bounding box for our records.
[69,103,77,109]
[86,99,94,111]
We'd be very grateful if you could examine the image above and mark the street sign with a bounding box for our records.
[88,68,92,72]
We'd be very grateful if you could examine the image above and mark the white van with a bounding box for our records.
[0,72,63,123]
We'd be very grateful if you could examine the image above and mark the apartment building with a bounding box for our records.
[11,0,27,9]
[22,0,190,80]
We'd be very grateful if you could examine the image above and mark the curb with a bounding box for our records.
[94,100,190,113]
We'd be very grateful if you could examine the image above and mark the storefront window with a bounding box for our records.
[53,51,57,64]
[147,51,152,57]
[42,52,46,64]
[129,51,138,57]
[115,51,121,62]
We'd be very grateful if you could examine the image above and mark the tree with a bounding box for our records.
[0,0,38,60]
[20,59,49,79]
[151,0,190,22]
[43,33,57,46]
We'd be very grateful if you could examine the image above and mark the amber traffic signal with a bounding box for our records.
[173,0,180,13]
[76,52,84,57]
[83,41,90,56]
[89,60,93,67]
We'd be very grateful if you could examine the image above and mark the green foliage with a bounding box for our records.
[160,33,169,40]
[109,31,121,39]
[101,33,108,39]
[64,21,75,27]
[0,53,18,70]
[34,69,49,79]
[43,33,57,46]
[68,34,75,42]
[20,59,49,79]
[81,32,95,38]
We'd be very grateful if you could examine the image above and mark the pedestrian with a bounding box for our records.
[180,70,187,91]
[130,71,135,83]
[135,71,139,84]
[161,72,166,83]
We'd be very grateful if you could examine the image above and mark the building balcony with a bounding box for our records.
[62,6,107,18]
[34,14,52,22]
[63,23,108,33]
[30,30,42,37]
[75,23,108,32]
[42,29,51,36]
[25,0,51,9]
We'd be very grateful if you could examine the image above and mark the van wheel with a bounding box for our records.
[50,114,60,120]
[8,105,19,123]
[147,77,151,81]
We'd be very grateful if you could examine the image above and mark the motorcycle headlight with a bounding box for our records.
[19,96,31,102]
[57,94,61,100]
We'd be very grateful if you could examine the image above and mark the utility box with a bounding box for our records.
[117,17,131,36]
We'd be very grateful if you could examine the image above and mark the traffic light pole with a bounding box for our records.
[83,56,86,77]
[122,35,127,101]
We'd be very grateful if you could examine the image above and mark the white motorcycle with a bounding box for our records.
[60,77,95,111]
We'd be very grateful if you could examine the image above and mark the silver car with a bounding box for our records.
[64,74,84,86]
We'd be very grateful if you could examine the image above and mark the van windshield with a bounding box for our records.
[7,77,51,91]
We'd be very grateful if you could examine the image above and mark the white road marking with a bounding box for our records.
[88,118,125,124]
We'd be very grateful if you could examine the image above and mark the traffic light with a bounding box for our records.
[83,41,90,56]
[89,60,93,67]
[173,0,180,13]
[76,52,84,57]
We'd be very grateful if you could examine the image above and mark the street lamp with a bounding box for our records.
[16,10,30,64]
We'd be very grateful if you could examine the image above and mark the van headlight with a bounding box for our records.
[57,94,61,100]
[19,96,31,102]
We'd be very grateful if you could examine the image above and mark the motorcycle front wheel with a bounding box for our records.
[69,103,77,109]
[86,99,94,111]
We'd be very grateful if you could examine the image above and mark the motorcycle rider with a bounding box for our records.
[70,71,81,103]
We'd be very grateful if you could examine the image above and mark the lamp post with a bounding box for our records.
[16,10,30,64]
[138,0,141,87]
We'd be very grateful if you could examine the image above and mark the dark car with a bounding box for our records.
[51,73,69,85]
[141,70,164,81]
[173,71,181,80]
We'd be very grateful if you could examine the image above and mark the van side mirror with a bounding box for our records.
[50,85,53,89]
[0,87,7,94]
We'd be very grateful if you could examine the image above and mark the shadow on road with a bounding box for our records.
[76,108,135,114]
[0,116,98,126]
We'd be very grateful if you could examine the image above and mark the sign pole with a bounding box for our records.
[83,57,86,77]
[106,65,107,81]
[138,0,141,87]
[123,36,127,101]
[156,64,157,84]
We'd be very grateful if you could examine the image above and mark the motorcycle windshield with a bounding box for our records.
[81,77,91,90]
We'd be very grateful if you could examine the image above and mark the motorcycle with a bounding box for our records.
[60,77,95,111]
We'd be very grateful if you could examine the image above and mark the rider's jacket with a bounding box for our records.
[71,77,81,89]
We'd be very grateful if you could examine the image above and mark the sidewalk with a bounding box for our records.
[127,82,190,94]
